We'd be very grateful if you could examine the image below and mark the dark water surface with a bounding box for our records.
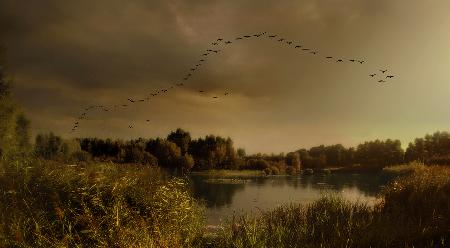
[189,173,395,225]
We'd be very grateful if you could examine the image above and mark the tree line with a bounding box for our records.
[33,128,450,173]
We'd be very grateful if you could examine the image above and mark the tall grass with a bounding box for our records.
[210,165,449,248]
[1,159,448,247]
[0,160,204,247]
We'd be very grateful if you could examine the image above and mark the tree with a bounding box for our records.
[34,132,63,160]
[167,128,191,155]
[285,152,301,170]
[0,49,30,160]
[0,46,9,97]
[146,139,182,168]
[237,148,246,157]
[179,154,195,172]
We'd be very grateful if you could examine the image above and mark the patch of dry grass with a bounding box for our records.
[0,160,204,247]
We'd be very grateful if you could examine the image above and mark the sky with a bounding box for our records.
[1,0,450,154]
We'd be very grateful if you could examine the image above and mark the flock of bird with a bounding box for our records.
[70,31,395,133]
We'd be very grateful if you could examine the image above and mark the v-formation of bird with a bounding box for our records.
[70,31,395,133]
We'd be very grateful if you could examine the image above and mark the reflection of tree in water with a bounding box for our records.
[189,176,245,208]
[254,173,395,197]
[188,173,396,208]
[299,173,395,197]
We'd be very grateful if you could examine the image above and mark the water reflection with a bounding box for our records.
[189,173,394,225]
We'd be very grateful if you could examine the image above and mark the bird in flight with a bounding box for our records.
[236,37,242,40]
[224,92,229,96]
[213,96,218,99]
[278,38,285,42]
[129,125,133,129]
[302,48,310,51]
[326,56,333,59]
[127,98,135,103]
[286,41,293,45]
[349,59,356,62]
[212,42,218,45]
[380,69,388,73]
[358,60,365,64]
[336,59,343,62]
[217,38,223,41]
[295,45,301,48]
[369,74,376,77]
[378,80,386,83]
[386,75,394,78]
[243,35,251,38]
[269,35,276,38]
[225,41,232,44]
[310,51,318,54]
[146,120,150,122]
[199,90,204,93]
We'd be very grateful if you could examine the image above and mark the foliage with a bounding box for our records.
[354,139,404,168]
[405,131,450,165]
[0,49,31,161]
[189,135,237,170]
[35,133,84,163]
[168,128,192,155]
[43,129,450,172]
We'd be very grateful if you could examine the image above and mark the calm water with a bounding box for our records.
[189,173,394,225]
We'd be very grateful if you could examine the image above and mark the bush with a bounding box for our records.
[285,166,297,175]
[269,166,280,175]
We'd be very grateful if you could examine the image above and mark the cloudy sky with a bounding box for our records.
[1,0,450,153]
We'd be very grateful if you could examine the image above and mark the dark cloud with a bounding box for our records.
[1,0,450,153]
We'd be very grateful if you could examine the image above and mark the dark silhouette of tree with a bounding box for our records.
[355,139,404,168]
[146,138,182,168]
[285,152,301,171]
[189,135,237,170]
[237,148,246,157]
[0,49,31,160]
[405,131,450,165]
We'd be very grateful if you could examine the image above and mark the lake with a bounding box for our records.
[189,172,395,225]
